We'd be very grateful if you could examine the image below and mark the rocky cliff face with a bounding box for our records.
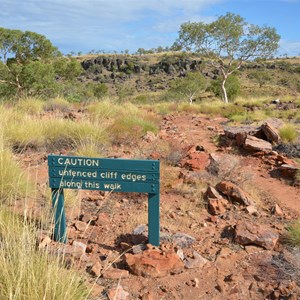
[81,55,209,78]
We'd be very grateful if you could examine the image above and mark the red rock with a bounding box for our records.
[125,248,184,278]
[205,186,223,200]
[72,241,87,254]
[149,152,161,160]
[261,122,281,144]
[143,131,157,142]
[102,268,129,279]
[90,284,105,298]
[207,198,226,215]
[272,204,284,216]
[81,213,96,223]
[223,125,261,140]
[279,164,299,179]
[277,155,299,166]
[243,135,272,152]
[208,216,219,223]
[244,205,259,216]
[107,285,129,300]
[141,291,155,300]
[216,181,254,206]
[91,261,102,277]
[74,220,88,231]
[183,251,208,269]
[235,221,279,250]
[96,212,111,226]
[181,152,210,171]
[235,132,247,146]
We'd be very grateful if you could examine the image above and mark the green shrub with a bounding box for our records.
[169,72,207,104]
[85,83,109,99]
[249,70,271,88]
[209,75,240,101]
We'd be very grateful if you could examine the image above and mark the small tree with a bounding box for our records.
[249,70,271,88]
[173,13,280,103]
[169,72,207,104]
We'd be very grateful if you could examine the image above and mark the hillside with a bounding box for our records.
[77,53,300,100]
[0,53,300,300]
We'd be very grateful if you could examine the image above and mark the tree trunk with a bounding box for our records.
[221,77,228,104]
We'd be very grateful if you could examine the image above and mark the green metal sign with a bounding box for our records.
[48,154,160,246]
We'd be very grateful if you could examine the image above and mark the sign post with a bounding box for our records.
[48,154,160,245]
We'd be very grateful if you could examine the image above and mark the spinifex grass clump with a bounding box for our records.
[285,220,300,248]
[279,124,299,143]
[5,116,45,150]
[44,96,71,112]
[15,97,45,115]
[88,101,159,145]
[0,209,90,300]
[0,146,32,203]
[43,118,110,150]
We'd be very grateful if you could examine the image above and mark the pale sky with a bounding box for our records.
[0,0,299,56]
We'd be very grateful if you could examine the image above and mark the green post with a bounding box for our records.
[148,193,160,246]
[51,188,67,243]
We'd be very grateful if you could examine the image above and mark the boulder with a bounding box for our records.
[223,125,261,141]
[181,147,210,171]
[216,181,255,206]
[279,164,299,179]
[243,135,272,152]
[261,122,281,144]
[205,186,224,200]
[207,198,226,215]
[205,186,228,215]
[124,248,184,277]
[235,221,279,250]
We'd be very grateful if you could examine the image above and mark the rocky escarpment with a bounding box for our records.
[80,55,221,82]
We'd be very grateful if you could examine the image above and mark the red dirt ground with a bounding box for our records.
[21,111,300,300]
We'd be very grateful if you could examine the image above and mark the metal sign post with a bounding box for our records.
[48,154,160,245]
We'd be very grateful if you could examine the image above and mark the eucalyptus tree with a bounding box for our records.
[0,27,60,96]
[173,13,280,103]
